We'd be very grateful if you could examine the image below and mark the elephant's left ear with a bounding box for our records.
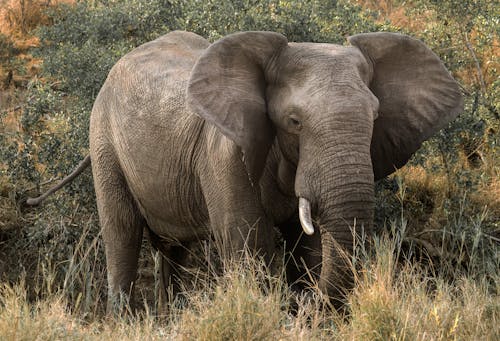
[349,32,463,180]
[187,32,288,185]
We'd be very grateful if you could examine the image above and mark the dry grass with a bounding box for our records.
[0,0,73,36]
[0,224,498,340]
[340,235,499,340]
[0,0,72,91]
[176,270,282,339]
[392,151,499,237]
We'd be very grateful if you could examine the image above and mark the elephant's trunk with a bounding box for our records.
[295,121,374,305]
[317,159,373,304]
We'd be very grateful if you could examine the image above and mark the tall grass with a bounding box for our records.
[343,234,499,340]
[0,213,497,340]
[1,143,497,339]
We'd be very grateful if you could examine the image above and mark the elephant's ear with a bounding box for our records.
[348,32,463,180]
[188,31,288,184]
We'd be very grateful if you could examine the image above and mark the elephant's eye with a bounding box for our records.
[288,116,302,131]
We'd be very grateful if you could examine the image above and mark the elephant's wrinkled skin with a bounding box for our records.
[31,30,463,312]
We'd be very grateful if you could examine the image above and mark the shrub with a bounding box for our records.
[0,33,17,62]
[176,0,382,42]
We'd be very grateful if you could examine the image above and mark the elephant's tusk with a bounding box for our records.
[298,197,314,235]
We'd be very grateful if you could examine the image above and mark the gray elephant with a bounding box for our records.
[27,30,462,311]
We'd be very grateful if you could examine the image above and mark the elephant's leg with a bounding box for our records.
[278,214,321,290]
[200,159,275,266]
[91,148,145,314]
[155,244,189,314]
[208,196,275,266]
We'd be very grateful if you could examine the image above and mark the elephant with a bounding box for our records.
[26,30,462,312]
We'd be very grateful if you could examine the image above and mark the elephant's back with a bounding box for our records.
[92,31,209,121]
[91,30,210,151]
[104,31,209,103]
[116,31,209,80]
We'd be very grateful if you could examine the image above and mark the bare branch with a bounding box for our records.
[463,31,487,95]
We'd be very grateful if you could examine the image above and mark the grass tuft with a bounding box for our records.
[0,282,86,340]
[175,257,285,340]
[342,233,499,340]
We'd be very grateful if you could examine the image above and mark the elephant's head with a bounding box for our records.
[187,32,462,300]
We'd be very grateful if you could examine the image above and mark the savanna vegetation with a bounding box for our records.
[0,0,498,339]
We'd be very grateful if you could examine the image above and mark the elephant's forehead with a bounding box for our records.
[268,43,379,118]
[278,43,371,85]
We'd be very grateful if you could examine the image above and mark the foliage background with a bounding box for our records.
[0,0,498,338]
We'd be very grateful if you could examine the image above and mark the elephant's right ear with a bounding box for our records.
[187,31,288,184]
[349,32,463,180]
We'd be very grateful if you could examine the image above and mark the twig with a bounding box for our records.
[406,237,452,259]
[25,177,57,191]
[67,203,81,227]
[463,31,487,95]
[1,94,35,115]
[481,232,500,244]
[413,229,460,237]
[465,142,486,160]
[49,81,62,89]
[40,177,56,186]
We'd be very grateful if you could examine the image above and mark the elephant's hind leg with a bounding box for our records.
[148,231,189,314]
[91,146,145,314]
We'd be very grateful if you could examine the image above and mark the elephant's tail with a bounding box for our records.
[26,155,91,206]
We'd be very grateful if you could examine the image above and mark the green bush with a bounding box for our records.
[0,33,18,64]
[36,0,179,104]
[411,0,499,157]
[176,0,382,42]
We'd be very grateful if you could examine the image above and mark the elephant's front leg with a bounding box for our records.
[201,148,275,265]
[278,214,321,290]
[205,184,275,264]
